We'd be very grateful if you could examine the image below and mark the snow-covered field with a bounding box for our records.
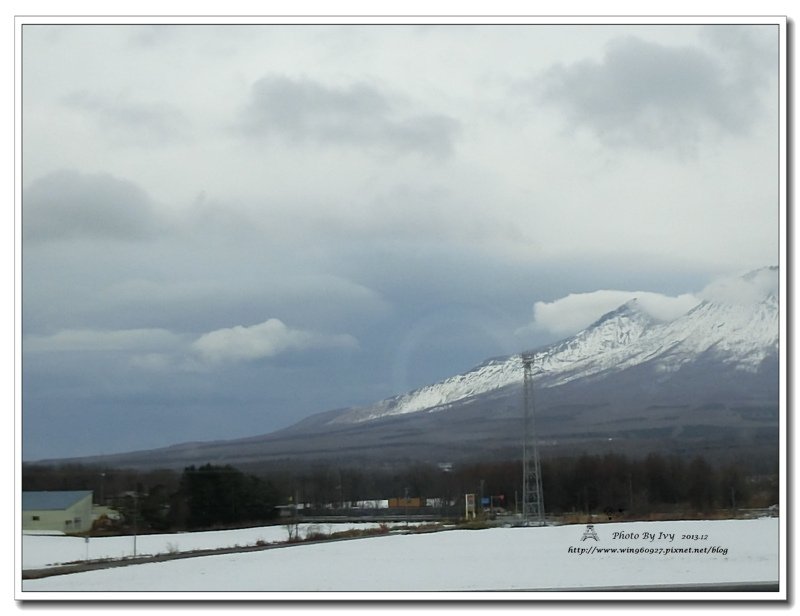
[20,518,781,598]
[22,521,386,570]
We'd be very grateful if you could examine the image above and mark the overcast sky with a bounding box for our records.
[20,21,781,460]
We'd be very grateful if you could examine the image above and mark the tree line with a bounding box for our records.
[21,451,778,533]
[493,453,778,516]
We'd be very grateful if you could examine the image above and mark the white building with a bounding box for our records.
[22,490,94,534]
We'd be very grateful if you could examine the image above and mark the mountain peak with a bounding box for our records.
[592,297,652,323]
[573,297,657,343]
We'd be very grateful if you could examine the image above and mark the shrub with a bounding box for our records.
[300,524,326,542]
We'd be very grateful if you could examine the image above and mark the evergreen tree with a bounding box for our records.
[180,464,279,529]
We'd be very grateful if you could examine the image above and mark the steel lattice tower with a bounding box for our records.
[521,353,545,526]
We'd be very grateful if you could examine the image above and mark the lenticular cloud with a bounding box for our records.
[192,318,357,364]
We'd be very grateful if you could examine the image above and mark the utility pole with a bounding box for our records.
[132,491,138,557]
[521,353,545,526]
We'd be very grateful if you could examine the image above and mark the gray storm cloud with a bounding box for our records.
[538,32,777,150]
[239,75,460,156]
[23,170,162,242]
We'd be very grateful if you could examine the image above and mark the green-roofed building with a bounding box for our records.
[22,490,93,534]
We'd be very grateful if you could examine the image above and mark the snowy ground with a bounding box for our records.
[19,518,781,598]
[22,521,387,569]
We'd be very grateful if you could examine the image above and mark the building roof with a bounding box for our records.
[22,490,93,511]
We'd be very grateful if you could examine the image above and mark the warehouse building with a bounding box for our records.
[22,490,93,534]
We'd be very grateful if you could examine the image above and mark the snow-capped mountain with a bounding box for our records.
[53,267,780,470]
[327,267,779,426]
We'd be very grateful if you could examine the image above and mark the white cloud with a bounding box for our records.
[24,327,180,353]
[698,266,778,305]
[192,318,358,364]
[525,290,700,337]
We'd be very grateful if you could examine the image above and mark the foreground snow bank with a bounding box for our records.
[21,518,779,594]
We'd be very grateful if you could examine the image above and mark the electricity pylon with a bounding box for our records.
[521,353,545,526]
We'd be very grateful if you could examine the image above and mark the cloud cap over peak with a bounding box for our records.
[698,266,779,305]
[526,289,701,337]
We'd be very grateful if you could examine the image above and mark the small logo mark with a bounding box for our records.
[580,524,600,541]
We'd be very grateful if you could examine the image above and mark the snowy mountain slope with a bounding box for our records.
[328,269,779,426]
